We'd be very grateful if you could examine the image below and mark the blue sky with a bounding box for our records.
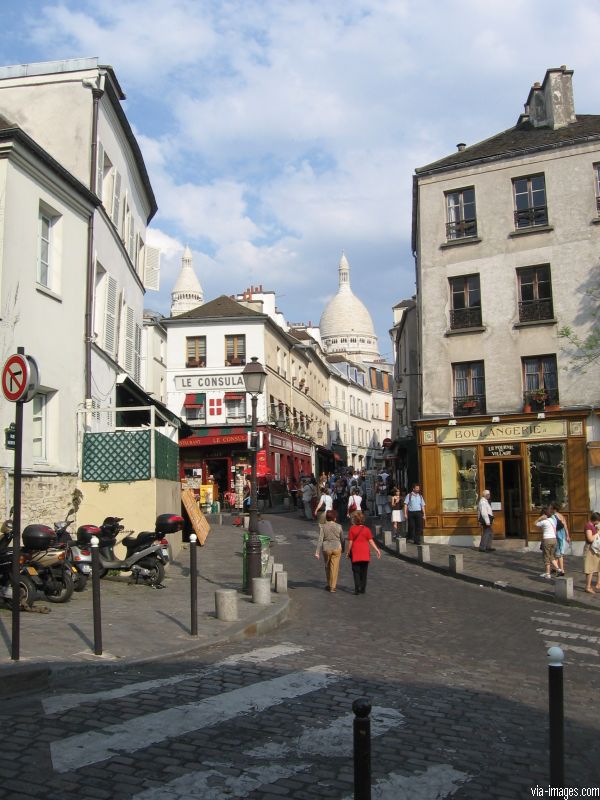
[2,0,600,360]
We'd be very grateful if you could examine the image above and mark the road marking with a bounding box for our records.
[532,617,600,634]
[534,609,571,617]
[342,764,469,799]
[536,628,600,645]
[544,641,599,657]
[132,762,309,799]
[245,706,405,759]
[43,643,305,715]
[51,665,342,773]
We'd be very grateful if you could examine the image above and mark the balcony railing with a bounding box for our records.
[449,307,482,330]
[523,387,559,410]
[514,205,548,229]
[446,219,478,240]
[518,298,554,322]
[453,394,486,416]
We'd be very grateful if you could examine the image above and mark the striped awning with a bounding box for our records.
[224,392,244,401]
[184,393,206,408]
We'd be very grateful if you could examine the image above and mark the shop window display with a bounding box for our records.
[441,447,478,512]
[528,443,567,509]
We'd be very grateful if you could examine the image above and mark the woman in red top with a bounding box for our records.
[346,511,381,595]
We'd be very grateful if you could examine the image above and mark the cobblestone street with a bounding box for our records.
[0,513,599,799]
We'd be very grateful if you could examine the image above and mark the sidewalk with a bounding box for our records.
[0,519,289,695]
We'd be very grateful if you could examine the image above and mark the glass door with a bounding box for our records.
[482,461,505,536]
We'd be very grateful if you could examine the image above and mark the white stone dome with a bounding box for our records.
[171,246,204,316]
[319,254,379,360]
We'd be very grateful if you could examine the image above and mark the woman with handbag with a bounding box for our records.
[551,502,570,576]
[314,510,344,592]
[583,511,600,595]
[346,511,381,595]
[314,487,333,532]
[347,487,363,520]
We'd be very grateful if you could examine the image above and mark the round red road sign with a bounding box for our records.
[2,354,31,402]
[382,437,393,448]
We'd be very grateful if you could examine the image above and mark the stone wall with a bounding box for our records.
[0,472,79,527]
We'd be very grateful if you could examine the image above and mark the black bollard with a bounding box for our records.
[190,533,198,636]
[548,646,565,787]
[90,536,103,656]
[353,698,371,800]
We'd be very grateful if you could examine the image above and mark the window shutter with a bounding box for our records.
[144,246,160,291]
[134,322,142,384]
[103,275,118,355]
[96,142,104,200]
[111,171,121,227]
[124,306,135,375]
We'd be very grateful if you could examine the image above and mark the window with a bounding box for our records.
[446,187,477,239]
[449,275,481,329]
[225,335,246,366]
[384,402,390,421]
[528,443,567,509]
[453,361,486,415]
[32,393,48,461]
[523,355,558,406]
[225,394,246,420]
[513,174,548,228]
[184,393,206,423]
[441,447,478,512]
[186,337,206,368]
[517,266,553,322]
[38,204,61,290]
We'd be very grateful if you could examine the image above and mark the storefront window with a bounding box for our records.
[528,443,567,509]
[441,447,478,512]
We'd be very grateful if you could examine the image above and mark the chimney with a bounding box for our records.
[526,66,576,129]
[456,143,466,152]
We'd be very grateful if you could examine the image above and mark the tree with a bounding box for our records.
[558,269,600,370]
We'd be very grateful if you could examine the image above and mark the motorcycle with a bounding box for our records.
[54,518,92,592]
[77,513,184,586]
[21,523,75,603]
[0,519,40,608]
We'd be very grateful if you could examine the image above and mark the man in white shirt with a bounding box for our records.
[477,490,495,552]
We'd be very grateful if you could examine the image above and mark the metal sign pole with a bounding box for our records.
[11,395,24,661]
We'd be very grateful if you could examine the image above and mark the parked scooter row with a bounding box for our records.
[0,512,184,608]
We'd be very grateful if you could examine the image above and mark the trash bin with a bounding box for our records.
[242,532,271,590]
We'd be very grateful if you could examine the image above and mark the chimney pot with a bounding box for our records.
[533,82,541,88]
[456,142,466,151]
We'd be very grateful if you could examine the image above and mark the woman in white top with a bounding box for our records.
[314,487,333,527]
[348,487,363,520]
[535,506,559,579]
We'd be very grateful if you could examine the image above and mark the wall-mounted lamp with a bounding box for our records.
[537,412,545,420]
[448,419,457,426]
[491,416,500,423]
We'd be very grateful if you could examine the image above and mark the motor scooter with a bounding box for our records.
[21,524,74,603]
[54,518,92,592]
[77,513,183,586]
[0,519,41,608]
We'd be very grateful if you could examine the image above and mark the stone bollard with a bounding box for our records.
[417,544,430,563]
[449,554,464,574]
[554,577,573,600]
[252,577,271,605]
[218,513,223,526]
[275,571,288,594]
[267,555,275,578]
[383,530,393,547]
[396,538,407,554]
[271,563,283,588]
[375,525,382,541]
[215,589,238,621]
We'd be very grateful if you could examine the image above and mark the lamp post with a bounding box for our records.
[242,357,267,591]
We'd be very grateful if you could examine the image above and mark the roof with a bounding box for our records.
[416,115,600,176]
[167,294,266,321]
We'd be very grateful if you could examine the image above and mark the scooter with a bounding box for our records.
[54,518,92,592]
[0,520,40,608]
[77,513,183,586]
[21,523,75,603]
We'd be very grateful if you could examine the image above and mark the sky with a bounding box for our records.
[2,0,600,361]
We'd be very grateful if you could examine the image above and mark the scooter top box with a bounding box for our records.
[156,514,184,535]
[22,524,57,551]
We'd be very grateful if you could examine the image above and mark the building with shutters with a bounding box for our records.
[0,58,175,530]
[412,66,600,546]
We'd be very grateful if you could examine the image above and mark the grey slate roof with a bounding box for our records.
[169,294,266,321]
[416,115,600,175]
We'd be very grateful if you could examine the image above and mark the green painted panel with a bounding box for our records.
[155,431,179,480]
[82,430,151,482]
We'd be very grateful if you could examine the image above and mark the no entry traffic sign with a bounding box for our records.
[1,353,39,403]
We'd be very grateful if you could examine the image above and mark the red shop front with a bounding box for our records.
[179,428,251,499]
[265,430,313,483]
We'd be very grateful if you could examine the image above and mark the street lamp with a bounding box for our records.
[242,357,267,592]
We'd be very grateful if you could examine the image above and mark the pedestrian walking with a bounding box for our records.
[404,483,426,544]
[583,511,600,595]
[314,510,344,592]
[390,488,405,538]
[346,511,381,594]
[314,487,333,532]
[477,490,495,552]
[347,487,363,520]
[375,479,391,521]
[335,479,349,526]
[301,480,314,521]
[551,502,570,576]
[535,506,559,579]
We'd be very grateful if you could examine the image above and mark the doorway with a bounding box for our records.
[204,458,230,499]
[483,460,523,538]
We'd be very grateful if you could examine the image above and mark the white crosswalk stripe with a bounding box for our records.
[536,628,600,644]
[532,611,600,666]
[544,641,599,657]
[344,765,469,800]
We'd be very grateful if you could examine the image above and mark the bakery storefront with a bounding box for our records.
[415,413,589,545]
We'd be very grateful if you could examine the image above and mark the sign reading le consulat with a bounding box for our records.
[175,373,245,391]
[437,420,567,445]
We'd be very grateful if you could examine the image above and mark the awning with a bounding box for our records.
[116,375,182,428]
[184,393,206,408]
[224,392,244,401]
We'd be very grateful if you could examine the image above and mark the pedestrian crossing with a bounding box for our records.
[42,642,470,799]
[531,608,600,664]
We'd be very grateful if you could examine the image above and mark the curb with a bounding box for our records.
[379,540,600,613]
[0,593,290,697]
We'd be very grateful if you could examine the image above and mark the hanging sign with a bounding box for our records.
[1,354,39,403]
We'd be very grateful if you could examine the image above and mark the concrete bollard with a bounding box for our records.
[267,555,275,577]
[417,544,430,563]
[275,571,288,594]
[554,577,573,600]
[218,513,223,526]
[252,576,271,605]
[449,554,464,574]
[383,530,393,547]
[215,589,238,621]
[396,538,407,554]
[272,562,283,588]
[375,525,382,541]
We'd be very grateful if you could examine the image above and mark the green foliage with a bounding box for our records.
[558,279,600,370]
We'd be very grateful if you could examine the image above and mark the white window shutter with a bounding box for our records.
[124,306,135,375]
[144,246,160,291]
[111,171,121,227]
[96,142,104,200]
[103,275,118,355]
[134,322,142,384]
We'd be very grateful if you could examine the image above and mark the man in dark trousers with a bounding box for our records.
[404,483,426,544]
